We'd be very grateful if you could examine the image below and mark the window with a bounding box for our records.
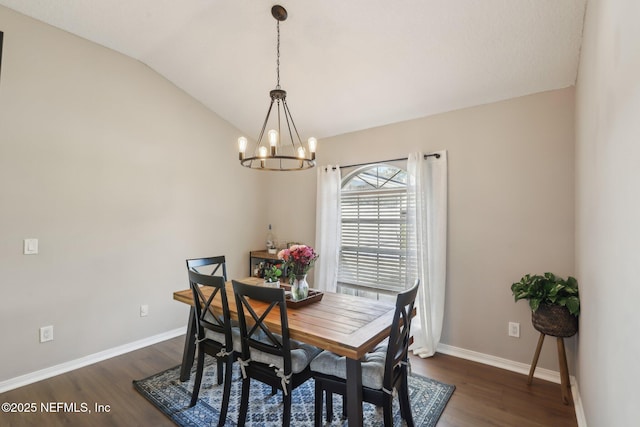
[338,164,414,298]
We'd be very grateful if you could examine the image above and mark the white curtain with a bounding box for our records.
[314,165,341,292]
[407,151,448,358]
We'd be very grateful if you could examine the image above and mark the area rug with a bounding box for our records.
[133,357,454,426]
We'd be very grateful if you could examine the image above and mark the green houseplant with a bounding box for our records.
[263,265,282,286]
[511,272,580,316]
[511,272,580,337]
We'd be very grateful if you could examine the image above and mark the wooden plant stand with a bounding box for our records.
[527,332,571,405]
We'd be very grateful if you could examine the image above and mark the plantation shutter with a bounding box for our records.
[338,187,410,292]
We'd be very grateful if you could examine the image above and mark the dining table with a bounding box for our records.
[173,276,399,427]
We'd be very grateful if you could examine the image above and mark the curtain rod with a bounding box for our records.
[326,153,440,171]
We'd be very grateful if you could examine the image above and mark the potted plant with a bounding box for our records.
[511,272,580,337]
[263,264,282,288]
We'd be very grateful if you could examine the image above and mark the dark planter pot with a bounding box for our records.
[531,304,578,337]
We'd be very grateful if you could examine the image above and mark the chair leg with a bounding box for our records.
[217,357,233,427]
[325,390,335,421]
[398,372,414,427]
[189,348,205,407]
[382,393,393,427]
[237,378,251,427]
[180,308,197,381]
[341,394,347,418]
[217,359,224,385]
[314,381,323,427]
[282,386,292,427]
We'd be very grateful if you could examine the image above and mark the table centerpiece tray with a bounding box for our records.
[280,284,324,308]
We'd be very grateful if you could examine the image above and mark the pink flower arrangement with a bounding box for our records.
[277,245,319,278]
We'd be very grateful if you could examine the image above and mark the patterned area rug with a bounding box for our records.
[133,357,454,426]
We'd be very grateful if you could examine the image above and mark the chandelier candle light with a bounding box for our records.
[237,5,317,171]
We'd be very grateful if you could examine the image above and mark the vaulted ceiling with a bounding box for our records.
[0,0,586,139]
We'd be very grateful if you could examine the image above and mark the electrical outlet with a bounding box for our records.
[40,325,54,343]
[140,304,149,317]
[24,238,39,255]
[508,322,520,338]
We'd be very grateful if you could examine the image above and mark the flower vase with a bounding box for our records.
[291,274,309,301]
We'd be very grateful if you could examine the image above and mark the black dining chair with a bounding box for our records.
[310,280,420,427]
[187,270,238,427]
[232,280,322,427]
[184,256,229,381]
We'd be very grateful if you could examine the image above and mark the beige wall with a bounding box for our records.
[0,7,266,381]
[575,0,640,424]
[272,88,576,371]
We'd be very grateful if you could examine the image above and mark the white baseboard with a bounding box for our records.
[436,343,561,383]
[437,343,586,426]
[571,377,588,427]
[0,327,186,394]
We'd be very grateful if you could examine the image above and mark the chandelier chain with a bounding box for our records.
[276,20,281,89]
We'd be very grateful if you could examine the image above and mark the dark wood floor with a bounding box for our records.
[410,351,577,427]
[0,336,577,426]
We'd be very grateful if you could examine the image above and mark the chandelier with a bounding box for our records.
[237,5,317,171]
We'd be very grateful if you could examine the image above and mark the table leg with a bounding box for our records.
[179,307,196,382]
[345,357,363,427]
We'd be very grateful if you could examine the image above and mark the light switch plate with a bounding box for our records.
[24,238,39,255]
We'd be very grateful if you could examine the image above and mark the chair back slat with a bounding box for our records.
[242,300,284,353]
[232,280,292,373]
[192,283,224,329]
[186,256,228,280]
[383,280,420,389]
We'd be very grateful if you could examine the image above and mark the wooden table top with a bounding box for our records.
[173,277,396,360]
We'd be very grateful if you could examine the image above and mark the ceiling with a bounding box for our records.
[0,0,587,139]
